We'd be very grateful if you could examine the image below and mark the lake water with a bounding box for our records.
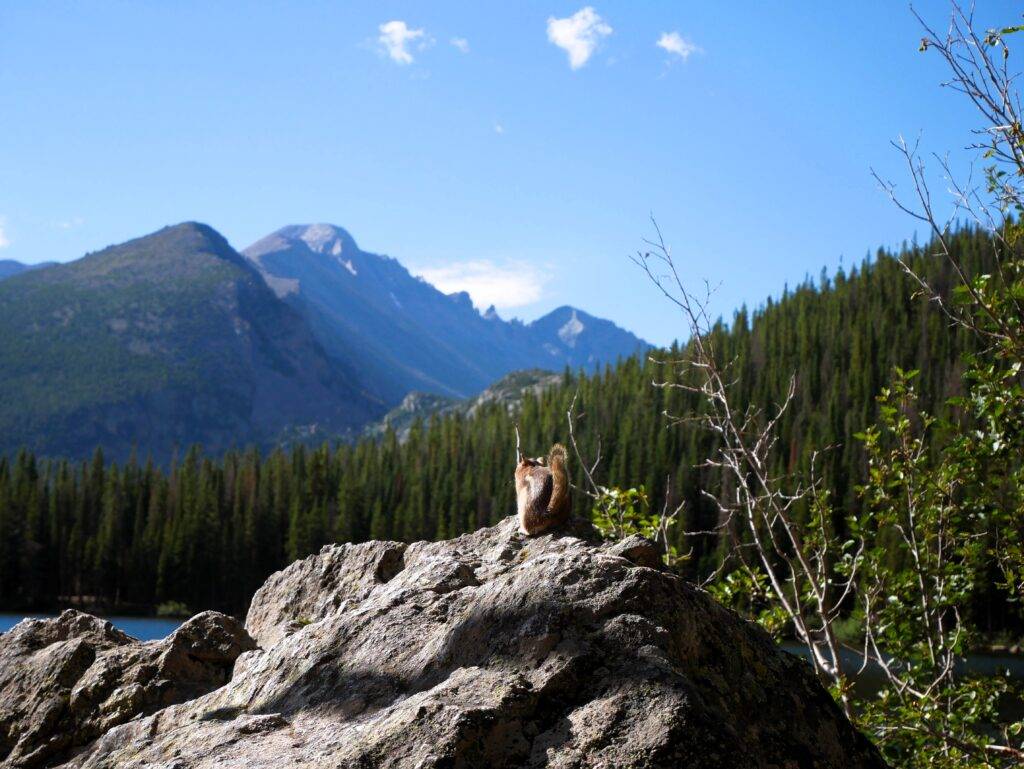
[0,613,182,641]
[781,642,1024,719]
[780,643,1024,684]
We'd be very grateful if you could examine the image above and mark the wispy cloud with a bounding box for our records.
[0,218,9,249]
[494,122,505,135]
[56,216,85,230]
[656,31,701,61]
[450,37,470,53]
[547,7,612,70]
[378,20,427,65]
[418,260,545,310]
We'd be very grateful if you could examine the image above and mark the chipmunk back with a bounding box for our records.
[515,443,570,535]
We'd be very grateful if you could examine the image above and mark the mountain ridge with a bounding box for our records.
[0,259,56,280]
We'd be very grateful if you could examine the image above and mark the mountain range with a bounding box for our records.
[243,224,646,402]
[0,222,648,460]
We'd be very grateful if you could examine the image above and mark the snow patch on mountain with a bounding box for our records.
[299,224,340,254]
[557,309,585,348]
[262,274,300,299]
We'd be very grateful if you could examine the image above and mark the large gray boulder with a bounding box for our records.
[0,609,254,767]
[3,517,886,768]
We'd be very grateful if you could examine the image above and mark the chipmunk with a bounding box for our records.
[515,442,571,536]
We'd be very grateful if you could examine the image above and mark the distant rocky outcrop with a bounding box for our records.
[365,368,563,441]
[0,519,885,768]
[464,368,563,417]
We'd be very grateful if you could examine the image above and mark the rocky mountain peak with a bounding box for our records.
[448,290,474,309]
[4,518,884,767]
[294,223,357,256]
[242,223,360,265]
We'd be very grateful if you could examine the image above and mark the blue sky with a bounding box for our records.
[1,2,1018,346]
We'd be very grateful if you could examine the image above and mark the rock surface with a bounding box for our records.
[1,518,886,768]
[0,609,254,768]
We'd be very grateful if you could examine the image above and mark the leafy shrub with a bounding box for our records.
[155,600,191,618]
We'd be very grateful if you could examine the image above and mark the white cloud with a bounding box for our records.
[451,37,470,53]
[0,218,9,249]
[417,260,546,310]
[494,122,504,134]
[656,31,701,61]
[546,7,612,70]
[378,20,426,65]
[56,216,85,230]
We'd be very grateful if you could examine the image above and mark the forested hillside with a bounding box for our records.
[0,227,995,619]
[0,223,380,461]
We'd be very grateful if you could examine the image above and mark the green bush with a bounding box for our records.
[155,600,191,618]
